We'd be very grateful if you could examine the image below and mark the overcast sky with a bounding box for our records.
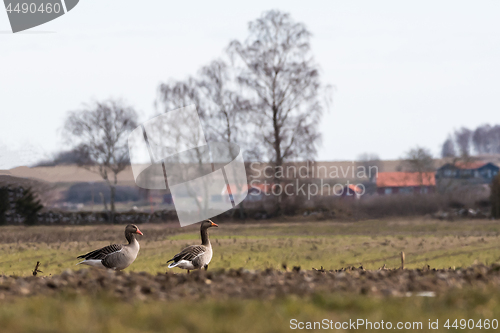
[1,0,500,169]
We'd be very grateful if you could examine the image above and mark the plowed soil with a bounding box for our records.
[1,264,499,301]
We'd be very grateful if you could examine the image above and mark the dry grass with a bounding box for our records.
[2,218,500,332]
[2,218,500,276]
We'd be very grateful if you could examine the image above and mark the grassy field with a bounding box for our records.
[2,218,500,332]
[1,287,500,332]
[1,218,500,276]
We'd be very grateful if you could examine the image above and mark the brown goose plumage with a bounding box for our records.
[77,224,143,270]
[167,220,218,273]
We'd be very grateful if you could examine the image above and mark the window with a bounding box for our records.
[399,187,413,194]
[444,169,455,177]
[461,170,472,177]
[384,188,392,195]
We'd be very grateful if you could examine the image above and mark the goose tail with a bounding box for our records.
[76,259,105,268]
[167,261,179,268]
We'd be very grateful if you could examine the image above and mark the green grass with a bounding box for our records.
[2,218,500,276]
[1,288,500,332]
[3,218,500,332]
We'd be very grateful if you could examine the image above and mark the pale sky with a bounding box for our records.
[1,0,500,169]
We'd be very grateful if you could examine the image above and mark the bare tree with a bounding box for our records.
[401,147,435,173]
[441,136,456,158]
[157,77,201,115]
[197,60,247,143]
[197,60,256,218]
[454,127,473,158]
[228,10,330,194]
[63,100,138,222]
[157,61,254,218]
[442,124,500,157]
[156,11,330,215]
[156,61,258,159]
[443,123,500,159]
[357,153,380,163]
[472,124,500,155]
[492,125,500,154]
[472,124,490,154]
[356,153,381,182]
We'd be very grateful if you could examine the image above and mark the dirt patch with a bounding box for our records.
[1,264,499,301]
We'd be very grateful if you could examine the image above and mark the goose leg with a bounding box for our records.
[204,265,208,271]
[187,270,190,274]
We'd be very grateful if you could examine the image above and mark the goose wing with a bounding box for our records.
[167,245,207,263]
[77,244,123,260]
[101,248,132,269]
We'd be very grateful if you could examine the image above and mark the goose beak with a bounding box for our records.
[209,221,218,227]
[136,229,144,235]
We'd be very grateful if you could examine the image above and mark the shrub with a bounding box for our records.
[491,174,500,219]
[0,187,9,225]
[15,187,43,226]
[352,194,442,219]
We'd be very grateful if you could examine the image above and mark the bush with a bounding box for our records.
[491,174,500,219]
[352,194,442,219]
[15,187,43,226]
[0,187,9,225]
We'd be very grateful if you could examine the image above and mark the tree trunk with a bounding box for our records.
[110,185,116,223]
[272,104,284,216]
[110,173,118,224]
[99,192,109,221]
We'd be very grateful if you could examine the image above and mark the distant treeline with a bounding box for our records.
[35,150,81,167]
[442,124,500,157]
[65,183,141,204]
[35,149,131,168]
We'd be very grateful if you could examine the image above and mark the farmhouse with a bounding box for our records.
[340,184,364,199]
[376,172,436,195]
[436,161,499,184]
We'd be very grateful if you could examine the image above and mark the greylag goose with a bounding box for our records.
[76,224,143,270]
[167,220,218,273]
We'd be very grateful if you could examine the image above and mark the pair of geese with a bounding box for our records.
[77,220,218,272]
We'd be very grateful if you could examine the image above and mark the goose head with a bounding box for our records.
[201,220,218,229]
[125,224,143,236]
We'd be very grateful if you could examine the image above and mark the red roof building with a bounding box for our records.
[376,172,436,195]
[338,183,364,199]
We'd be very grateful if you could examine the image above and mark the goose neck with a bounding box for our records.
[126,232,136,245]
[201,228,210,246]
